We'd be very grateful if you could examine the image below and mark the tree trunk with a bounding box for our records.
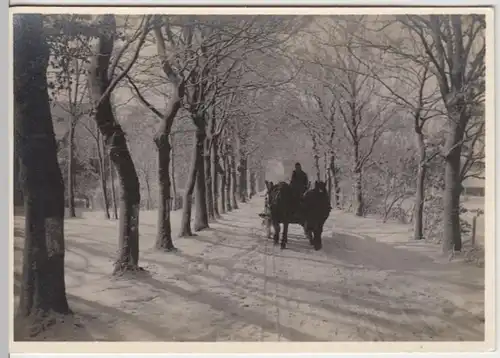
[257,166,266,192]
[14,151,24,207]
[354,166,363,216]
[67,121,76,218]
[249,170,256,198]
[220,159,227,214]
[327,171,332,203]
[246,164,251,199]
[225,155,232,212]
[170,134,179,210]
[329,154,340,209]
[314,154,321,182]
[312,135,321,181]
[194,127,209,231]
[144,175,152,210]
[255,170,261,194]
[14,14,70,317]
[155,135,175,250]
[442,117,466,254]
[204,138,215,221]
[231,153,239,209]
[326,156,332,199]
[324,154,332,202]
[153,71,184,247]
[179,132,201,236]
[87,15,141,274]
[353,144,363,216]
[324,154,328,182]
[109,159,118,219]
[238,156,247,203]
[211,138,221,218]
[413,130,426,240]
[97,131,110,219]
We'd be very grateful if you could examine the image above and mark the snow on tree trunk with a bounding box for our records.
[238,157,248,203]
[257,166,266,193]
[179,133,200,237]
[194,127,209,232]
[204,137,215,221]
[353,143,364,216]
[225,155,233,212]
[211,137,221,218]
[170,134,179,210]
[231,153,239,209]
[249,170,256,198]
[220,161,227,214]
[329,154,341,209]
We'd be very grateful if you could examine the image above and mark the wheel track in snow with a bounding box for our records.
[260,226,282,341]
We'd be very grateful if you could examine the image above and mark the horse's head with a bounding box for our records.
[314,180,328,194]
[310,180,331,219]
[263,180,274,210]
[265,180,274,193]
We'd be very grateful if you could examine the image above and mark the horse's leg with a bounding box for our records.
[307,230,314,246]
[281,221,288,249]
[313,226,323,251]
[273,220,280,246]
[266,218,272,239]
[303,222,313,245]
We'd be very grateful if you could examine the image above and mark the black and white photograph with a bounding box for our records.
[10,6,493,351]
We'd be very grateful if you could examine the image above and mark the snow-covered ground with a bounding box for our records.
[13,195,485,342]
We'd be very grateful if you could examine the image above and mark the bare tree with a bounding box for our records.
[125,15,196,249]
[87,14,151,274]
[308,19,393,216]
[171,15,305,232]
[169,133,179,210]
[50,66,88,218]
[79,116,111,218]
[362,57,443,239]
[233,118,248,203]
[46,15,96,218]
[400,15,485,254]
[207,91,235,218]
[202,76,237,221]
[219,128,233,212]
[229,138,239,210]
[289,32,352,209]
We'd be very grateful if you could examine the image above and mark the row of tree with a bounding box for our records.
[13,13,302,318]
[278,15,485,252]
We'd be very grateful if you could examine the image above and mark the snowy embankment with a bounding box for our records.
[13,194,485,342]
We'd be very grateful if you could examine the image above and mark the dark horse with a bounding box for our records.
[260,180,331,250]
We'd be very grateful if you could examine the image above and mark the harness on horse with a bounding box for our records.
[259,182,305,222]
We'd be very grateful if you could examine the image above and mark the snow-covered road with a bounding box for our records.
[13,195,485,342]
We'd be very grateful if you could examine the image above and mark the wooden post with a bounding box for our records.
[471,214,477,246]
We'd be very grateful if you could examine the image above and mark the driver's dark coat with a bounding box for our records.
[291,169,309,194]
